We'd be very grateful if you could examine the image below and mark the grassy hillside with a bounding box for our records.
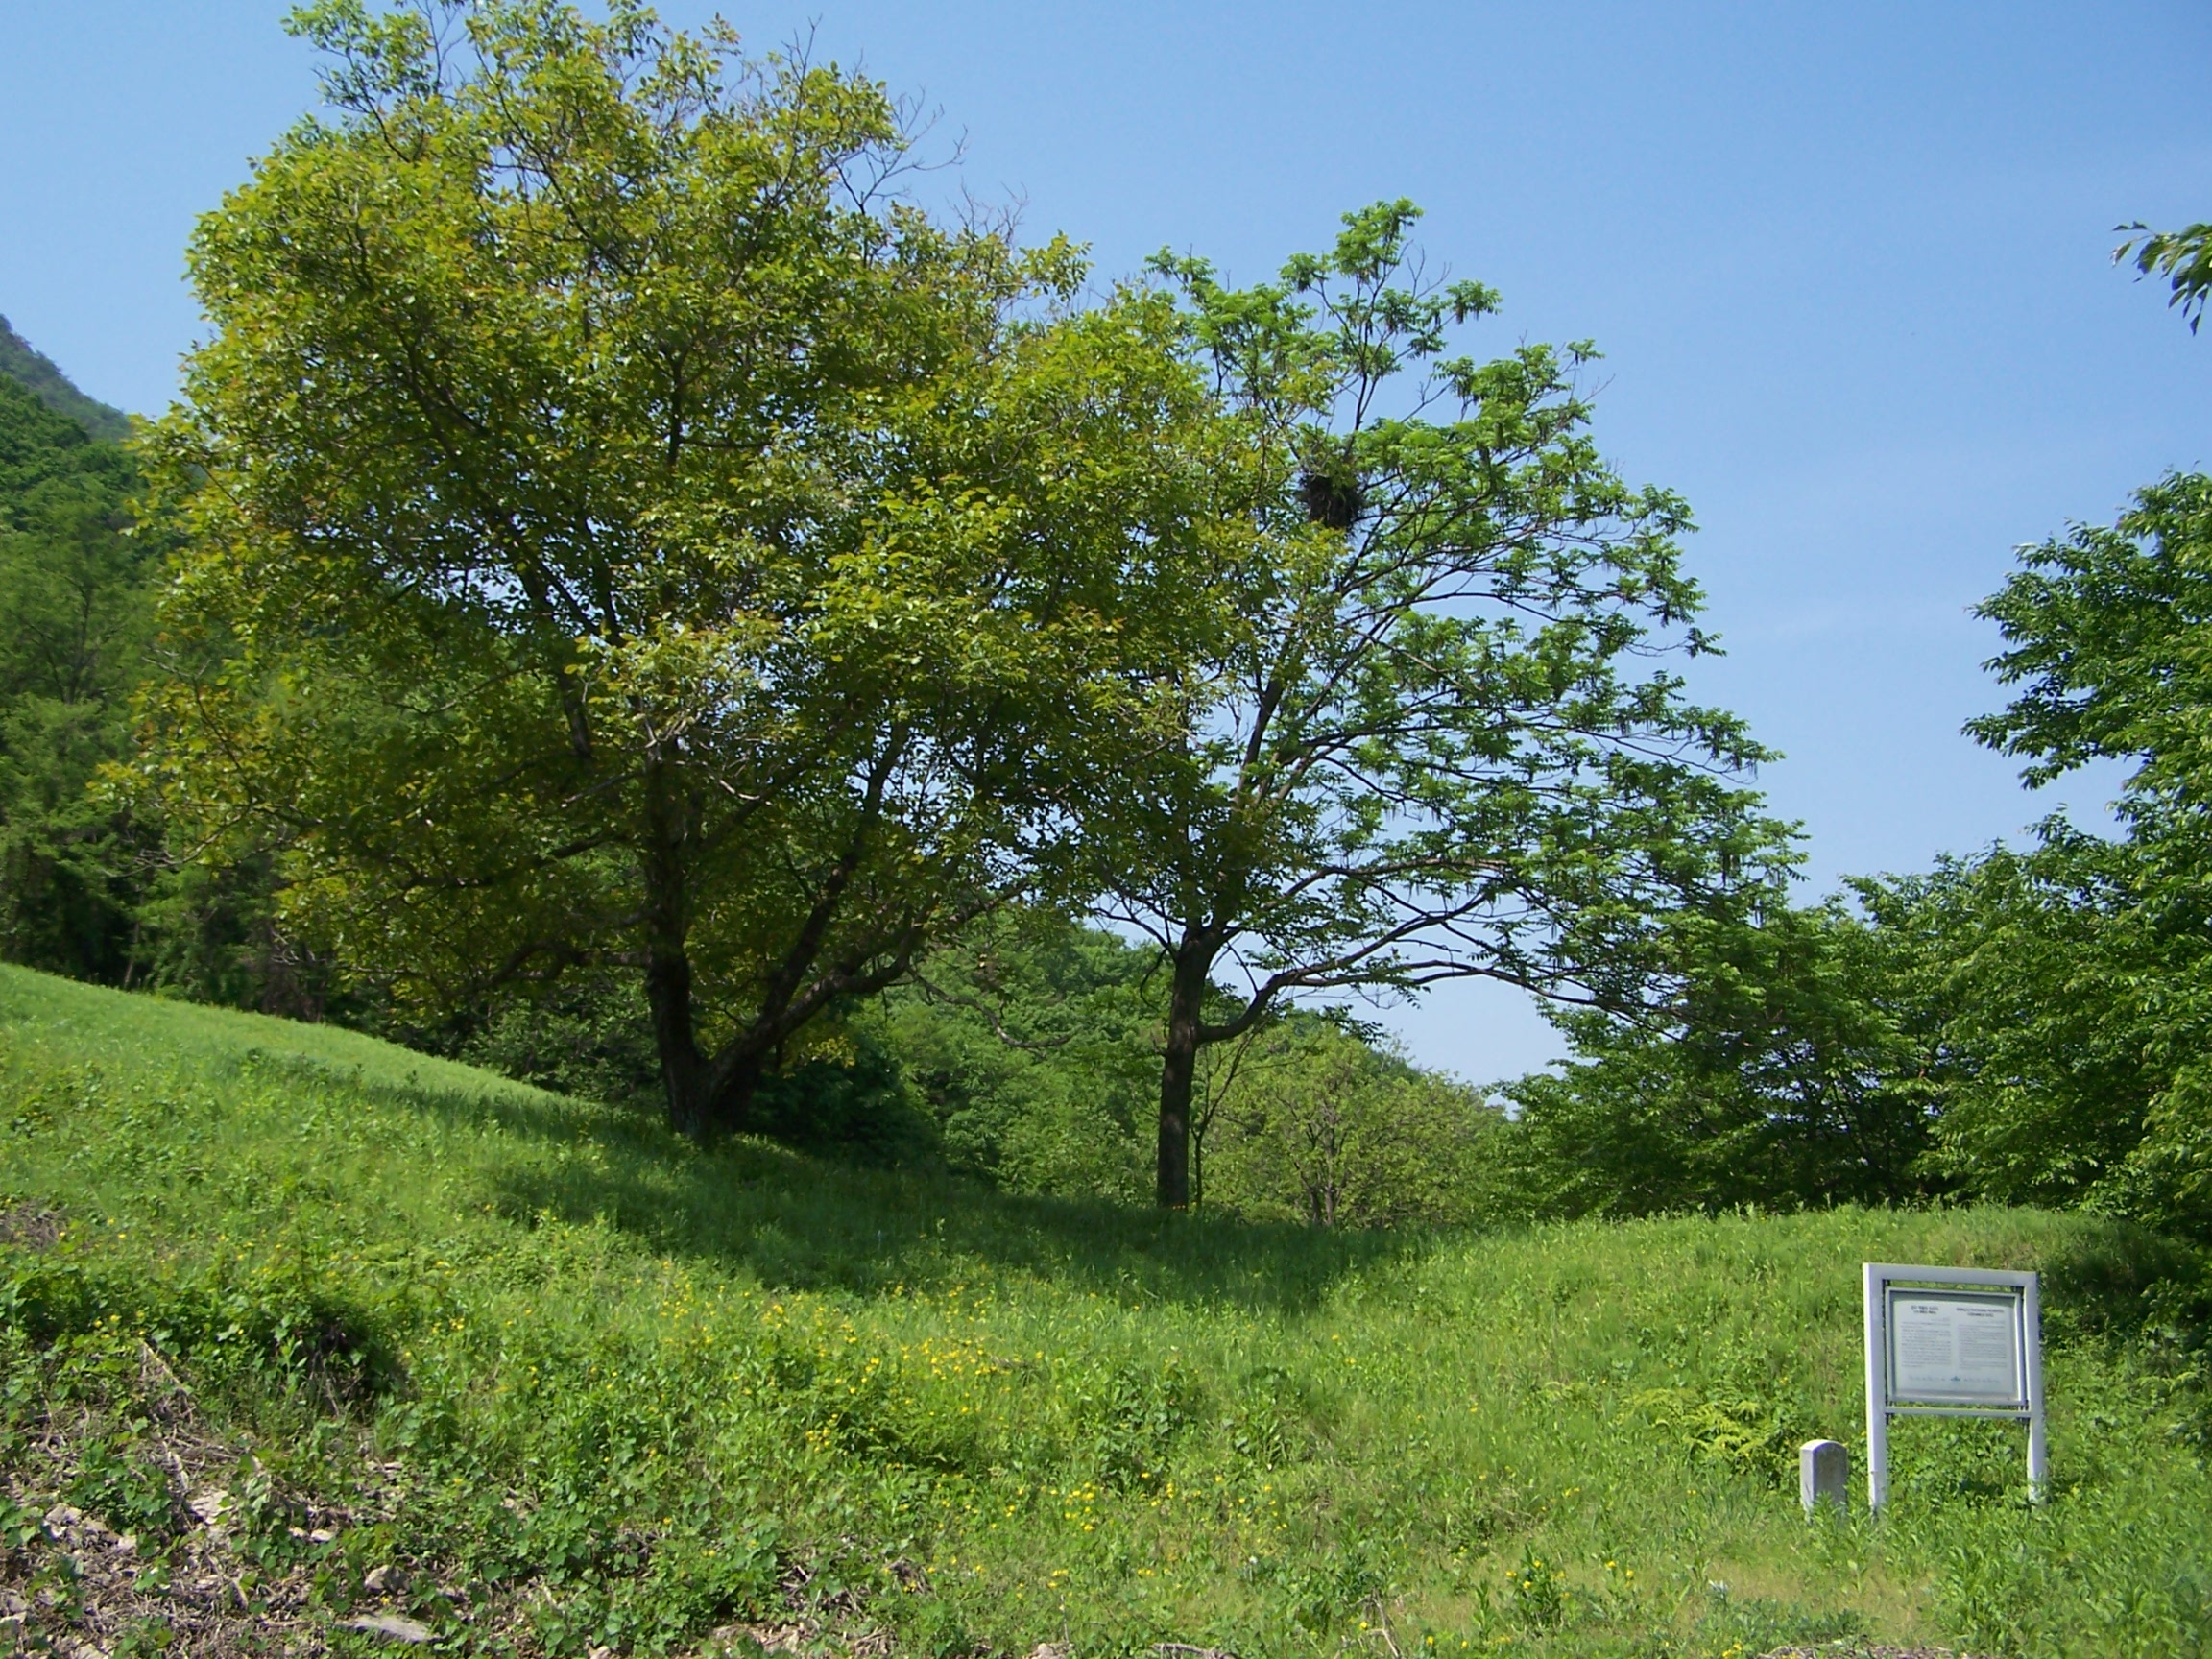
[0,965,2206,1657]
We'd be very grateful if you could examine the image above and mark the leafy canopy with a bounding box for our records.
[142,0,1220,1139]
[1097,201,1786,1204]
[2118,220,2212,333]
[1947,472,2212,1235]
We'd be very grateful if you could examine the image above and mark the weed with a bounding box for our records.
[1503,1545,1568,1633]
[67,1439,181,1543]
[1221,1364,1306,1469]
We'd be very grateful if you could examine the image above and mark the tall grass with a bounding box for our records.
[1,963,2206,1656]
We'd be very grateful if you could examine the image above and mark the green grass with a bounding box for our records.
[1,963,2207,1657]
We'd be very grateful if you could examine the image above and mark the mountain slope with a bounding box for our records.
[0,315,132,443]
[0,356,134,517]
[0,962,2206,1657]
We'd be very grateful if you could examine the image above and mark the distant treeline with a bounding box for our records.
[1512,475,2212,1243]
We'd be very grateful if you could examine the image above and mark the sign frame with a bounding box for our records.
[1863,1262,2045,1511]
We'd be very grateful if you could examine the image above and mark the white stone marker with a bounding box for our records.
[1799,1438,1848,1516]
[1862,1262,2046,1512]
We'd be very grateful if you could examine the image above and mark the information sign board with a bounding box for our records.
[1886,1287,2025,1407]
[1863,1263,2045,1512]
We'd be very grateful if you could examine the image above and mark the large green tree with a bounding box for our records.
[1866,837,2167,1212]
[1097,203,1786,1207]
[144,0,1217,1141]
[1943,471,2212,1234]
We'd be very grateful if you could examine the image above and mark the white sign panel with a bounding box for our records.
[1886,1288,2025,1407]
[1863,1263,2046,1512]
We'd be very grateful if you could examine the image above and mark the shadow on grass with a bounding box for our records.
[366,1062,1424,1314]
[2037,1220,2212,1357]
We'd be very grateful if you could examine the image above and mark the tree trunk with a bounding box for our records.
[707,1046,767,1139]
[641,756,717,1141]
[637,744,918,1145]
[645,947,772,1143]
[645,941,715,1141]
[1157,937,1213,1209]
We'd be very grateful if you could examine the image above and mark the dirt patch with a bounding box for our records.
[0,1203,63,1250]
[1,1334,909,1657]
[1,1338,354,1654]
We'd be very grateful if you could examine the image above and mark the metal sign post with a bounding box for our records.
[1863,1262,2045,1511]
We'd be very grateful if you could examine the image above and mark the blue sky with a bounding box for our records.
[5,2,2209,1081]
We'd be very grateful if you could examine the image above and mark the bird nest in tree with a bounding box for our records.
[1299,469,1364,531]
